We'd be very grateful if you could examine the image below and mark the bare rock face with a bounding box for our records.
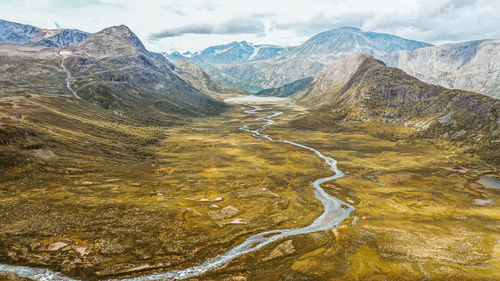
[96,239,127,255]
[294,54,371,108]
[33,149,55,160]
[472,199,496,207]
[48,241,68,251]
[382,40,500,99]
[263,239,295,261]
[62,25,228,121]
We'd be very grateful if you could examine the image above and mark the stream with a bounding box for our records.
[59,51,80,99]
[0,96,354,281]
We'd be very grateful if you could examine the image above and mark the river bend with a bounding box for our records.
[0,98,354,281]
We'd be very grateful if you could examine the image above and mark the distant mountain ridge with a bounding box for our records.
[382,39,500,99]
[165,41,290,65]
[288,27,431,57]
[0,19,89,47]
[198,27,432,89]
[172,59,249,99]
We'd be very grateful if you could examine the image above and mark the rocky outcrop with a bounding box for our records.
[382,40,500,99]
[263,240,295,261]
[208,205,239,220]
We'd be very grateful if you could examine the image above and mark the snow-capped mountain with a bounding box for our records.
[165,41,289,65]
[194,27,432,89]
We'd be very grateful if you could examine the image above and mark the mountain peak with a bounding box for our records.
[353,53,387,66]
[315,27,363,37]
[334,26,362,32]
[92,25,144,48]
[291,26,431,57]
[75,24,146,57]
[294,53,388,107]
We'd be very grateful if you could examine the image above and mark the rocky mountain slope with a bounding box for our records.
[382,40,500,99]
[256,77,313,97]
[0,44,67,97]
[292,54,500,164]
[165,41,289,65]
[65,25,228,122]
[205,55,327,89]
[0,25,228,124]
[202,27,431,89]
[0,19,89,47]
[172,59,249,99]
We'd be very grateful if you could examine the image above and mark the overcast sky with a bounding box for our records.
[0,0,498,52]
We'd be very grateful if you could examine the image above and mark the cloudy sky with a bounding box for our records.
[0,0,498,52]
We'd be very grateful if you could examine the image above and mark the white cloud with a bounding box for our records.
[0,0,498,52]
[149,18,265,39]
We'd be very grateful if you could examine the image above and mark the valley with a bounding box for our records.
[1,97,498,280]
[0,10,499,281]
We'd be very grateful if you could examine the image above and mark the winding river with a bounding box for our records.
[0,96,354,281]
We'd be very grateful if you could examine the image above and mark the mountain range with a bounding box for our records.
[199,27,433,90]
[0,23,227,124]
[2,19,497,155]
[169,27,499,99]
[0,19,89,47]
[165,41,290,65]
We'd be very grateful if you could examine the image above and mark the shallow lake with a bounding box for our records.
[225,95,287,103]
[244,88,262,93]
[479,176,500,189]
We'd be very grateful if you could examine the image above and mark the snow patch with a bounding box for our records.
[248,46,261,60]
[214,46,233,55]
